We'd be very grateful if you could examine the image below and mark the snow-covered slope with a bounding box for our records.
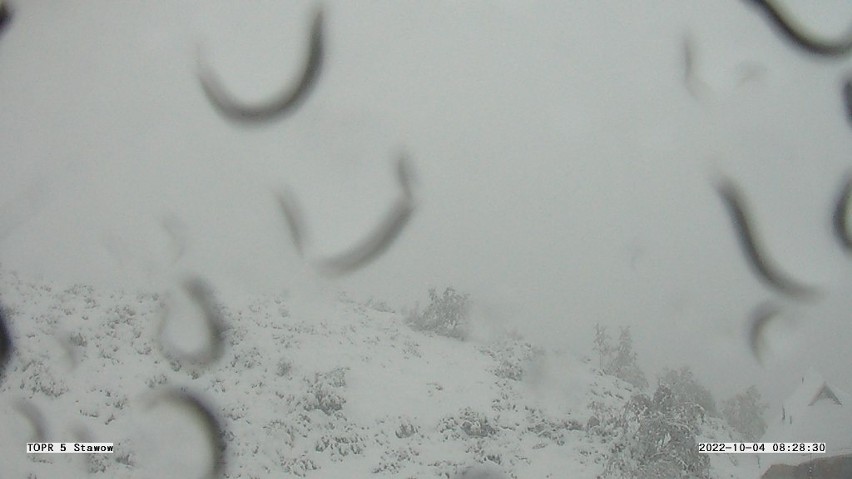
[759,368,852,476]
[0,271,754,478]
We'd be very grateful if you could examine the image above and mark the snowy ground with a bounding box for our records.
[0,270,758,478]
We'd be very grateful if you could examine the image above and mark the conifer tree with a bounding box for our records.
[592,322,612,372]
[722,385,768,441]
[606,326,648,390]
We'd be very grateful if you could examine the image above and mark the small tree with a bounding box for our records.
[593,323,612,371]
[606,326,648,390]
[658,367,717,417]
[605,384,710,479]
[722,385,768,441]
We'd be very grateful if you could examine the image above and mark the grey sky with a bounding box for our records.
[1,0,851,409]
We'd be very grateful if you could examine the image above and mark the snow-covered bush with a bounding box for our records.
[302,367,348,415]
[276,358,292,377]
[69,330,87,347]
[480,339,541,381]
[371,445,419,474]
[230,346,263,370]
[407,287,470,340]
[467,439,504,466]
[439,407,496,439]
[281,455,318,477]
[19,359,68,397]
[526,407,582,445]
[364,297,394,313]
[314,429,365,461]
[395,416,419,438]
[603,384,710,479]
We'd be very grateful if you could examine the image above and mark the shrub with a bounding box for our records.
[481,339,541,381]
[303,368,348,415]
[276,358,292,377]
[603,384,710,479]
[526,407,582,445]
[281,456,318,477]
[439,408,496,439]
[314,430,365,461]
[371,445,418,474]
[407,287,471,340]
[395,416,419,438]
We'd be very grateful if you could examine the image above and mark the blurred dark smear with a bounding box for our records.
[198,6,325,124]
[0,301,11,383]
[146,388,226,479]
[0,2,11,36]
[276,188,306,258]
[314,198,414,276]
[276,154,416,276]
[844,78,852,126]
[747,301,781,367]
[57,333,80,369]
[14,398,47,443]
[682,34,709,100]
[714,177,820,300]
[744,0,852,57]
[833,173,852,253]
[159,277,226,367]
[313,155,416,276]
[181,277,225,364]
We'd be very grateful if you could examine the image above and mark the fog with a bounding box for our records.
[2,0,851,413]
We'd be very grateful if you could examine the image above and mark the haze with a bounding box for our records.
[1,0,851,411]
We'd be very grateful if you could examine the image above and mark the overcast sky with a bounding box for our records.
[1,0,851,410]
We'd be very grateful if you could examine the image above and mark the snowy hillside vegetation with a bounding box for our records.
[0,271,755,478]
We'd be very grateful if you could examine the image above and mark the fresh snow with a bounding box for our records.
[0,270,756,478]
[759,368,852,475]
